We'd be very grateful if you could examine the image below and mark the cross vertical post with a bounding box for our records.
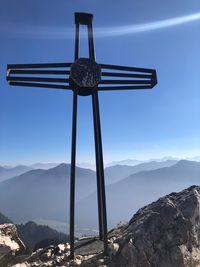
[92,91,108,252]
[86,14,108,249]
[87,14,108,251]
[87,15,104,240]
[70,12,108,256]
[68,12,80,260]
[69,91,78,259]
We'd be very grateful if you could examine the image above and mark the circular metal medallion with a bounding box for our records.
[70,58,101,95]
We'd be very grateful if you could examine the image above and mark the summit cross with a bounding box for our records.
[6,12,157,258]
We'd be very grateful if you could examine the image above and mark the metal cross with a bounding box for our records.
[6,12,157,258]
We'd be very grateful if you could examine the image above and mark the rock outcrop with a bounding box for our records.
[0,224,25,267]
[106,185,200,267]
[9,186,200,266]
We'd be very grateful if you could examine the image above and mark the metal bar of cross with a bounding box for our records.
[68,13,79,260]
[87,14,104,241]
[87,14,108,251]
[6,11,158,260]
[69,91,78,259]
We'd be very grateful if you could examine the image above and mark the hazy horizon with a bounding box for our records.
[1,154,200,168]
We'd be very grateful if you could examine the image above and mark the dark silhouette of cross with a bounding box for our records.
[6,12,157,259]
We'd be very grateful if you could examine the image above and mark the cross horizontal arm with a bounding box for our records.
[8,81,71,90]
[101,72,151,79]
[75,12,93,25]
[98,85,153,91]
[9,70,70,75]
[7,62,72,69]
[7,62,73,91]
[100,63,155,74]
[7,76,70,84]
[100,80,152,85]
[99,64,157,90]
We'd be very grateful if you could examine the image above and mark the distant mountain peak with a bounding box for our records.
[106,159,144,167]
[175,159,200,168]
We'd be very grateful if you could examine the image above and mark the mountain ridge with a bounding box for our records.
[76,160,200,228]
[0,165,33,182]
[0,164,97,223]
[0,160,200,230]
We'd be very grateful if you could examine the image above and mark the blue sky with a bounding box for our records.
[0,0,200,165]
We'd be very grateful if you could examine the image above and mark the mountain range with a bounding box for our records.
[0,163,61,183]
[30,163,59,170]
[106,159,144,167]
[104,159,177,184]
[0,165,32,182]
[76,160,200,228]
[0,159,200,232]
[0,164,96,223]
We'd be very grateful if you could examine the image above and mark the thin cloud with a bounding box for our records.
[96,12,200,37]
[2,12,200,39]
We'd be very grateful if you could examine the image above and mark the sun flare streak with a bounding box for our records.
[95,12,200,37]
[2,12,200,39]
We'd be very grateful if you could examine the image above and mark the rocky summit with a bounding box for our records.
[4,185,200,267]
[0,224,25,267]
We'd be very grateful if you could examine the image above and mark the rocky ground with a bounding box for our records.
[2,185,200,266]
[0,224,25,267]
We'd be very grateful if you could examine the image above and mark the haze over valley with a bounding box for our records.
[1,157,200,234]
